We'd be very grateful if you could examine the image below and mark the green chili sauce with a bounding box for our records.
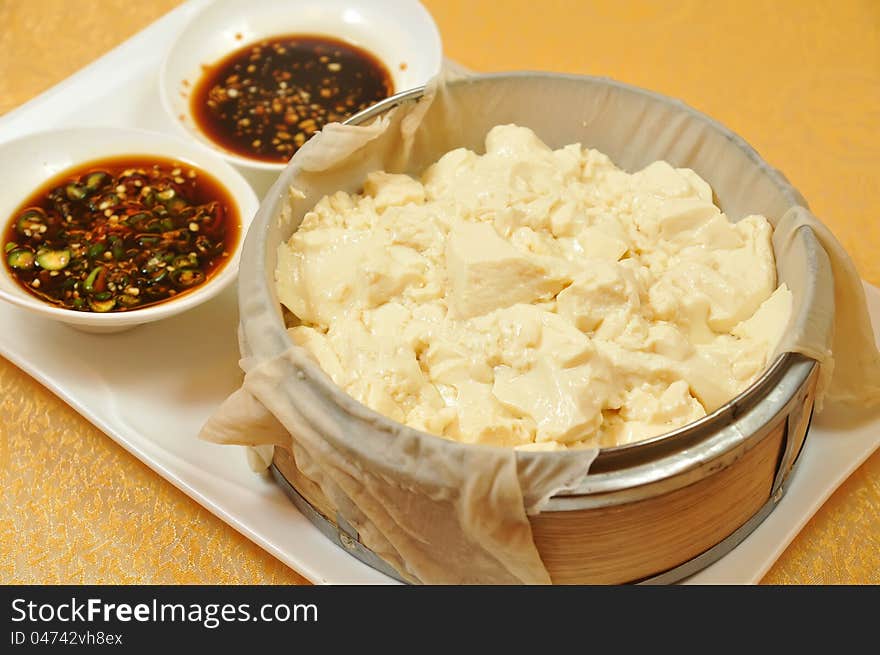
[3,156,240,313]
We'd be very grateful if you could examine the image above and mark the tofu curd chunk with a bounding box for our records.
[446,221,569,319]
[276,124,792,449]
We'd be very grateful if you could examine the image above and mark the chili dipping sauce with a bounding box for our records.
[192,34,394,163]
[3,156,240,313]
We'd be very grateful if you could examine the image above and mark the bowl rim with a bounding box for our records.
[0,125,260,327]
[239,72,827,495]
[157,0,444,172]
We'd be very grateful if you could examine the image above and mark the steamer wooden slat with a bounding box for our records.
[530,423,785,584]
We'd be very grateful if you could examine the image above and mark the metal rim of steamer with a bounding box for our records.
[271,368,815,586]
[270,351,817,583]
[268,75,822,583]
[271,350,817,584]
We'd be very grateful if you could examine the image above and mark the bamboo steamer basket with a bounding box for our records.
[241,73,829,584]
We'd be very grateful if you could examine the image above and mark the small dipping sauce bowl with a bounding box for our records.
[159,0,443,174]
[0,127,259,333]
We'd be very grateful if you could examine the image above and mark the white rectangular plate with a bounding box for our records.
[1,0,878,584]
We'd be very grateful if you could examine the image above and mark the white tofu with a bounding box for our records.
[363,171,426,212]
[275,124,790,449]
[445,221,569,318]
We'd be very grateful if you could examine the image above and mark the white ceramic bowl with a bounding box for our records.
[159,0,443,172]
[0,127,259,333]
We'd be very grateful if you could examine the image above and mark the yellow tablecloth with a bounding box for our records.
[1,0,877,584]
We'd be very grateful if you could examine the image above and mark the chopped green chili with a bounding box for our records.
[7,248,35,270]
[35,249,70,271]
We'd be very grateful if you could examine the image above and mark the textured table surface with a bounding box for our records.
[0,0,877,584]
